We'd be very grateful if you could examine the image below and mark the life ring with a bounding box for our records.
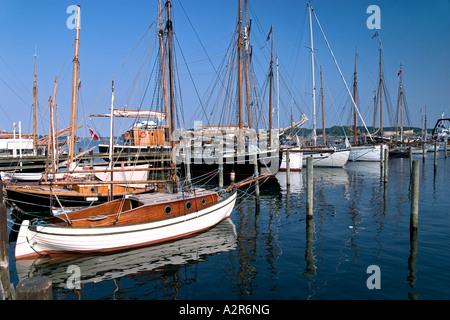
[140,131,147,138]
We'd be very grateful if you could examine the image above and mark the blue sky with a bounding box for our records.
[0,0,449,138]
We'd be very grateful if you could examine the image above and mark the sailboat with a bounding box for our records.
[348,47,388,162]
[5,6,154,215]
[388,65,412,157]
[300,2,350,168]
[14,0,238,260]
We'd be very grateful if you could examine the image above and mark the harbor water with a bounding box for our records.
[5,152,450,300]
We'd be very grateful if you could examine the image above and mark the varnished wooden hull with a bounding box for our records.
[5,184,154,215]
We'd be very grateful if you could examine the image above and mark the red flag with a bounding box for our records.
[260,25,272,49]
[398,69,402,76]
[87,124,99,141]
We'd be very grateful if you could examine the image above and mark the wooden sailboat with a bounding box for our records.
[301,3,349,168]
[389,65,411,157]
[15,0,238,260]
[5,6,153,215]
[15,186,237,260]
[180,0,281,180]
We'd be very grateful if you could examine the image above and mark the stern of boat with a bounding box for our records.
[15,220,38,260]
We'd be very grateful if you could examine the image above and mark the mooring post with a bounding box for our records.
[434,140,438,170]
[422,140,426,162]
[306,156,313,218]
[0,179,12,300]
[253,152,260,197]
[383,148,388,184]
[15,277,52,300]
[445,139,448,159]
[410,160,419,232]
[380,143,384,174]
[286,150,291,187]
[0,180,8,265]
[409,146,413,173]
[218,149,224,190]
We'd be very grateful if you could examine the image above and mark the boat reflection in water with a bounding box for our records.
[15,219,237,290]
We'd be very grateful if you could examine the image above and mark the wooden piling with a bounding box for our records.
[1,180,12,300]
[252,152,260,197]
[434,140,438,169]
[0,181,7,264]
[380,143,384,173]
[383,148,388,184]
[306,156,313,218]
[218,150,224,190]
[445,139,448,158]
[409,146,413,172]
[410,160,419,231]
[15,277,52,300]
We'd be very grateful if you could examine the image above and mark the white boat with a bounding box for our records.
[302,147,350,168]
[0,171,42,181]
[280,147,303,171]
[349,144,388,161]
[15,187,237,260]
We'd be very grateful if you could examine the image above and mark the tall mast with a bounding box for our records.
[373,90,376,135]
[276,55,280,131]
[308,2,317,145]
[32,52,38,155]
[166,0,177,189]
[353,47,357,145]
[320,65,326,146]
[238,0,244,151]
[109,80,115,200]
[69,5,80,165]
[379,41,383,137]
[50,77,58,181]
[399,64,403,142]
[268,26,273,149]
[158,0,168,130]
[166,0,175,149]
[244,0,251,129]
[424,105,427,141]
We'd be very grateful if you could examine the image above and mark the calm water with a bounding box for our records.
[6,151,450,300]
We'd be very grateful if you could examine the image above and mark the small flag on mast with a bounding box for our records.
[260,25,272,49]
[87,124,99,141]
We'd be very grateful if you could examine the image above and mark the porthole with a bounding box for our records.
[164,205,172,215]
[185,201,192,210]
[201,198,206,206]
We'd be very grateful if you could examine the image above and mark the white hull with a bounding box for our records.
[280,148,303,171]
[1,172,42,181]
[15,190,237,260]
[349,144,389,162]
[302,149,350,167]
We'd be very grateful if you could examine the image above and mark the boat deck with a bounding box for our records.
[129,188,217,205]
